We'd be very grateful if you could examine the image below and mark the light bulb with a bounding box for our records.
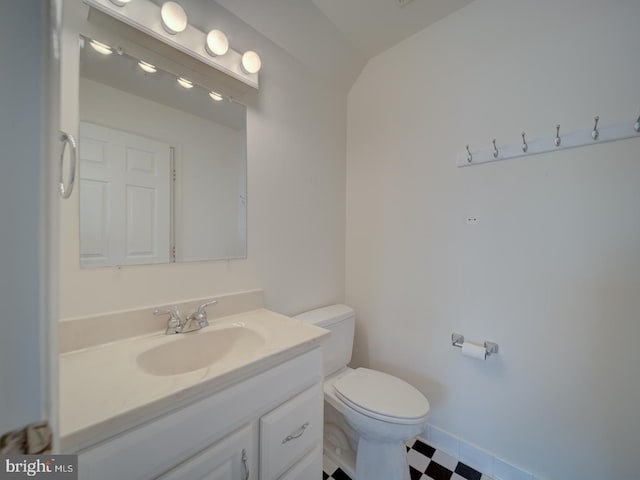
[205,29,229,57]
[161,2,187,35]
[209,91,223,102]
[89,40,112,55]
[138,60,157,73]
[241,50,261,74]
[177,77,193,89]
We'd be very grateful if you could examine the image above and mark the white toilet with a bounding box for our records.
[294,305,430,480]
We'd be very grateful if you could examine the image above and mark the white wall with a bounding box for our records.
[346,0,640,479]
[60,1,346,318]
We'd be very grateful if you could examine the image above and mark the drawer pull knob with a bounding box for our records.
[281,422,309,444]
[242,448,249,480]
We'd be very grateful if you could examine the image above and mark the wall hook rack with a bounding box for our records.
[458,115,640,167]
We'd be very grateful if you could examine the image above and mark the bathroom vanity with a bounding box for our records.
[60,306,328,480]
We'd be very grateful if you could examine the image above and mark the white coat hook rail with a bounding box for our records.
[457,114,640,167]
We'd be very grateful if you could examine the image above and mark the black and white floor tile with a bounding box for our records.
[323,438,492,480]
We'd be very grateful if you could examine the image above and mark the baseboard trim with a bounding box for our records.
[420,423,536,480]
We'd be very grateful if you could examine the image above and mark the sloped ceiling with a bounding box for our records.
[214,0,367,93]
[312,0,476,59]
[211,0,476,92]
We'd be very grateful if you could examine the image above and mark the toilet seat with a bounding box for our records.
[333,368,430,425]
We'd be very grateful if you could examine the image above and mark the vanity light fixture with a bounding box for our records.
[177,77,193,89]
[138,60,157,73]
[160,1,188,35]
[209,91,223,102]
[89,39,113,55]
[240,50,262,74]
[205,29,229,57]
[83,0,261,89]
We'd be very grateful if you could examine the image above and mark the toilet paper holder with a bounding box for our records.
[451,333,499,357]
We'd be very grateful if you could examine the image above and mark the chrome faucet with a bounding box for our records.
[183,300,218,332]
[154,306,183,335]
[154,300,218,335]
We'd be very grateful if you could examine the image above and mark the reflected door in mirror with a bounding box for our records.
[79,121,171,267]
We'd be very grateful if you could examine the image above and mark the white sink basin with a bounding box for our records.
[136,326,266,376]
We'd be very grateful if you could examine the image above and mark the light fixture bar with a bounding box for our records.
[83,0,259,89]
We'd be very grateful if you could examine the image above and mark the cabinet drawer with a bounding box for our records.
[260,384,323,480]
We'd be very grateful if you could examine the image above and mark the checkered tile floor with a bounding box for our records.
[323,438,492,480]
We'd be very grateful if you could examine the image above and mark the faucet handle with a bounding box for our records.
[193,299,217,328]
[197,299,218,313]
[154,307,182,334]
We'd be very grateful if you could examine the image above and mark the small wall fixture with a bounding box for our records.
[109,0,132,6]
[138,60,157,73]
[209,91,223,102]
[160,1,188,35]
[241,51,262,74]
[177,77,193,89]
[89,39,113,55]
[205,29,229,57]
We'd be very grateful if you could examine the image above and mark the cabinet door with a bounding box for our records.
[277,447,322,480]
[158,425,253,480]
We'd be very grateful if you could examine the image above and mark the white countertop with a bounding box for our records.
[59,309,328,452]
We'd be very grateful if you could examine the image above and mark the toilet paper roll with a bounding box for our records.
[461,341,486,360]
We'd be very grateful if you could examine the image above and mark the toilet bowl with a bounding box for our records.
[294,305,430,480]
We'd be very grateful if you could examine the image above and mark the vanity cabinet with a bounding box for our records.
[74,348,323,480]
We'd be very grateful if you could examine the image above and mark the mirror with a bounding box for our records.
[78,35,247,267]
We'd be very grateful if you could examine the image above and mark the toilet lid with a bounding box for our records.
[333,368,430,424]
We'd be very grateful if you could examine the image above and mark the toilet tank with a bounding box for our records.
[294,304,355,377]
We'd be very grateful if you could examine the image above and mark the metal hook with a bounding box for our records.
[521,132,528,153]
[635,113,640,133]
[466,145,472,163]
[592,116,599,140]
[554,124,561,147]
[492,139,498,158]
